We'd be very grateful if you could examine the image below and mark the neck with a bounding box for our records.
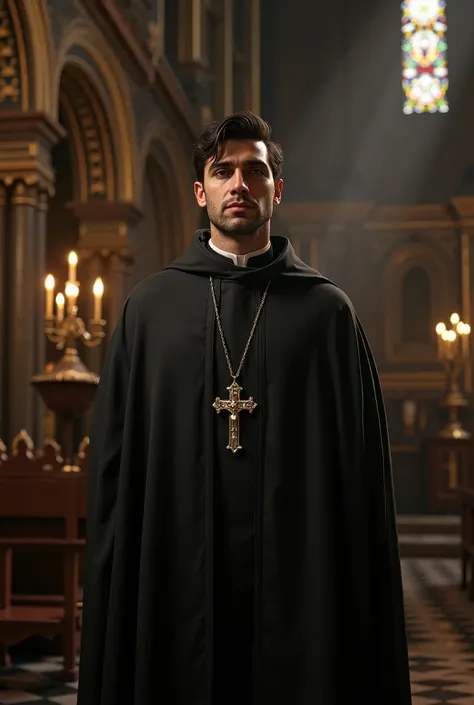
[209,223,270,255]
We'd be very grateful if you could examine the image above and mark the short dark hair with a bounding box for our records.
[193,110,284,184]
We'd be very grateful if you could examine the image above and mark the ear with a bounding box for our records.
[273,178,283,205]
[194,181,206,208]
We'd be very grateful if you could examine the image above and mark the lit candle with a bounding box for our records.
[68,251,78,283]
[44,275,55,318]
[56,293,65,323]
[436,322,446,359]
[451,312,460,326]
[463,323,471,358]
[448,330,457,359]
[93,277,104,321]
[65,282,79,313]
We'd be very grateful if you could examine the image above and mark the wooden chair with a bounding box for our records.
[0,537,84,681]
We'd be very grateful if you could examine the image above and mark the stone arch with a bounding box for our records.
[139,117,199,245]
[58,61,116,202]
[145,151,178,264]
[54,18,138,203]
[0,0,54,114]
[383,241,454,363]
[129,146,186,287]
[18,0,54,115]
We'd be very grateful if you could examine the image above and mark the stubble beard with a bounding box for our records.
[208,205,271,237]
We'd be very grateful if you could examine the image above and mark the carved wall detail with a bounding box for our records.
[0,1,21,106]
[60,69,114,201]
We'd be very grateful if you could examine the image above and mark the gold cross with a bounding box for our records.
[213,378,257,453]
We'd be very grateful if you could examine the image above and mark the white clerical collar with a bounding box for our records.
[209,238,271,267]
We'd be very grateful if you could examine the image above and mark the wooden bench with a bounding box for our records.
[0,537,85,681]
[0,432,88,604]
[0,431,89,671]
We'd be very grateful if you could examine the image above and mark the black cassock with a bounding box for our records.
[77,230,412,705]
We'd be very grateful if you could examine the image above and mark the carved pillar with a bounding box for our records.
[0,184,6,441]
[244,0,260,113]
[460,229,472,392]
[8,181,38,441]
[34,191,49,444]
[0,112,64,444]
[451,196,474,394]
[178,0,229,120]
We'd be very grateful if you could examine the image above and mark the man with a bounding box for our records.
[77,111,412,705]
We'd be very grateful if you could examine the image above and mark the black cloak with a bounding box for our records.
[77,230,412,705]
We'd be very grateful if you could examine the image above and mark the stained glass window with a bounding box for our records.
[401,0,449,114]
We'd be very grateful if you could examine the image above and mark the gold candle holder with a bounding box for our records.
[31,251,106,466]
[435,312,471,439]
[43,251,105,352]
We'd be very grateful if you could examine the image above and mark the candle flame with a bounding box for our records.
[45,274,55,291]
[68,251,78,265]
[450,312,460,325]
[56,293,65,306]
[65,283,79,299]
[93,277,104,297]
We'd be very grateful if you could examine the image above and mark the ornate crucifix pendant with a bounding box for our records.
[213,377,257,453]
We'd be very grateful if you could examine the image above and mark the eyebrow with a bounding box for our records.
[210,159,269,172]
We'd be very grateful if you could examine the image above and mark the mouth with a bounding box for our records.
[226,202,253,211]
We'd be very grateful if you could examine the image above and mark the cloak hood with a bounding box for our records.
[164,229,333,286]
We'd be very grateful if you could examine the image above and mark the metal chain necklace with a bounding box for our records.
[210,276,270,454]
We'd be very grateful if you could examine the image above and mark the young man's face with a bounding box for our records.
[194,138,283,237]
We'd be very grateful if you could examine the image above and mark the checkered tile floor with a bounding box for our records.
[0,656,78,703]
[2,559,474,703]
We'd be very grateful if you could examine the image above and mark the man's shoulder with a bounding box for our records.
[126,269,185,308]
[290,275,354,314]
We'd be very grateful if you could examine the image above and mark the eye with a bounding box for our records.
[214,169,229,177]
[250,168,266,176]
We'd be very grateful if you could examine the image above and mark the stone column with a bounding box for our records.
[33,191,49,445]
[7,181,37,442]
[244,0,260,113]
[449,197,474,394]
[0,183,6,441]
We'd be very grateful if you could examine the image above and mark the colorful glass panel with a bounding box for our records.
[401,0,449,114]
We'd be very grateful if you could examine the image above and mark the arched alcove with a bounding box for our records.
[129,150,184,288]
[54,18,138,203]
[401,266,432,344]
[384,242,454,362]
[139,117,199,246]
[47,60,120,291]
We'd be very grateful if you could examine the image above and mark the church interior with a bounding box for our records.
[0,0,474,702]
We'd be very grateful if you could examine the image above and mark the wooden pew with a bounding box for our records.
[0,538,84,681]
[0,431,89,672]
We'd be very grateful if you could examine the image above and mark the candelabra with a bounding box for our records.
[31,251,106,467]
[435,312,471,439]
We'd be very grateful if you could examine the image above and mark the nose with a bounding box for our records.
[230,169,249,194]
